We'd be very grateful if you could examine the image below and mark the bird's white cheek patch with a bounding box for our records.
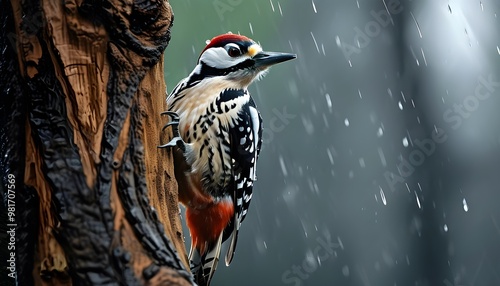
[201,47,249,69]
[201,47,233,69]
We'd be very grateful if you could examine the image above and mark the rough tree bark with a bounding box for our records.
[0,0,194,285]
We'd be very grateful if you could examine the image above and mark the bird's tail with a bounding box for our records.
[189,233,224,286]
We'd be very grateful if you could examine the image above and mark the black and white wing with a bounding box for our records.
[225,95,263,265]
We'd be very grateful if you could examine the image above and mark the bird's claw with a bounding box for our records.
[158,111,186,151]
[162,121,178,131]
[161,111,180,121]
[161,111,181,137]
[158,137,186,151]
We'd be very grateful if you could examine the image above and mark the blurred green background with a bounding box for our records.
[165,1,500,285]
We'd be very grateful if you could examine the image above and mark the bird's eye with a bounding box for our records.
[225,44,242,57]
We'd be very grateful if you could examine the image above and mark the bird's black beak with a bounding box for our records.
[252,51,296,68]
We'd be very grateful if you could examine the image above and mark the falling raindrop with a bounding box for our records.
[480,1,484,11]
[421,48,428,66]
[327,149,334,165]
[402,137,409,147]
[344,118,350,126]
[335,35,341,47]
[410,11,423,38]
[497,46,500,55]
[255,237,268,254]
[380,187,387,205]
[279,156,288,177]
[311,32,320,53]
[410,46,420,66]
[378,148,387,167]
[398,101,404,110]
[406,131,413,146]
[463,198,469,212]
[377,127,384,137]
[269,0,275,12]
[304,250,317,269]
[302,116,315,134]
[415,191,421,209]
[311,102,317,114]
[359,158,365,168]
[249,22,254,35]
[325,93,332,109]
[342,265,350,277]
[464,28,472,47]
[312,0,317,13]
[337,236,344,249]
[358,89,362,99]
[277,1,283,16]
[381,0,394,25]
[444,224,448,232]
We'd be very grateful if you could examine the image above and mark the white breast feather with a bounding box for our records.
[168,78,250,184]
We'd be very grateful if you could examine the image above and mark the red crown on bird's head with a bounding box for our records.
[201,33,255,55]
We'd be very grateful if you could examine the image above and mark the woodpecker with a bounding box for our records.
[160,33,295,285]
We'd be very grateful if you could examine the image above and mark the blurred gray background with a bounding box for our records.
[164,0,500,285]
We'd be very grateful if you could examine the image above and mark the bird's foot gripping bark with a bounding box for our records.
[159,111,187,152]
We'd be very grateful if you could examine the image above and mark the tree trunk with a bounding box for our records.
[1,0,193,285]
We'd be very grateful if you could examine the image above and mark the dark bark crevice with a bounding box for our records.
[27,30,126,285]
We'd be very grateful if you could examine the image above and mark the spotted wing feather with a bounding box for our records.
[225,95,263,265]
